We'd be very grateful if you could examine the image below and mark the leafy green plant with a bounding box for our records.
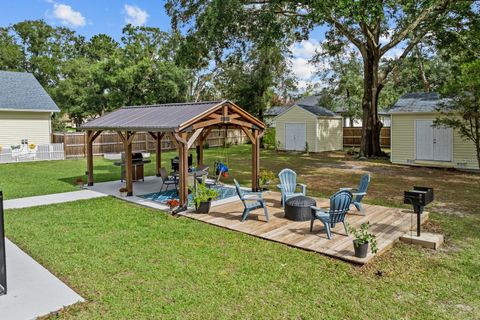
[263,128,275,149]
[347,222,378,254]
[190,182,219,208]
[259,169,275,187]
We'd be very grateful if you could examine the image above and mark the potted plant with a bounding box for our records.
[166,199,180,211]
[191,182,219,213]
[74,177,84,187]
[347,222,378,258]
[119,187,129,197]
[259,169,275,190]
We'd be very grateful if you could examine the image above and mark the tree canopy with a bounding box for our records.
[167,0,476,156]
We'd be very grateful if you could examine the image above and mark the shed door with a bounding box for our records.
[416,120,452,161]
[285,123,306,151]
[433,125,452,161]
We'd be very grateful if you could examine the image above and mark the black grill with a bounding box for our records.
[132,152,143,163]
[404,186,434,236]
[171,154,193,172]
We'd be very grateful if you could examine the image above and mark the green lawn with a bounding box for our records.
[2,145,480,318]
[5,197,479,319]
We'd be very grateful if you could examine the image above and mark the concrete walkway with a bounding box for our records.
[3,189,107,210]
[0,239,84,320]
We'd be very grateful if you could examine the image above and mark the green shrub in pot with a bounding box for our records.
[347,222,378,258]
[191,182,219,213]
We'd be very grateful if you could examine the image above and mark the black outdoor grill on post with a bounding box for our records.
[403,187,434,237]
[0,191,7,295]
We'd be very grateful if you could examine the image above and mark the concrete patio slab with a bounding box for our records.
[87,176,240,211]
[0,238,84,320]
[3,190,107,210]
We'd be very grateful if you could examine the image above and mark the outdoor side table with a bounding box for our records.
[284,196,316,221]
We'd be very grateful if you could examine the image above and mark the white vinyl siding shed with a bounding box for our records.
[275,104,343,152]
[390,93,478,170]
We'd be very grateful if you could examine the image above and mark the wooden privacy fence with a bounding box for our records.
[53,129,248,158]
[343,127,391,148]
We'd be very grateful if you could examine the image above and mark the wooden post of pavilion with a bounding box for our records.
[251,129,260,192]
[174,132,189,207]
[149,132,164,177]
[86,130,102,186]
[198,127,212,166]
[156,132,162,177]
[118,131,135,196]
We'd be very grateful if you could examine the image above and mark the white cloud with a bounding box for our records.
[52,3,86,27]
[290,39,321,59]
[383,47,404,59]
[291,57,315,81]
[124,4,149,26]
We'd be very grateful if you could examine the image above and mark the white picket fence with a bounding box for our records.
[0,143,65,164]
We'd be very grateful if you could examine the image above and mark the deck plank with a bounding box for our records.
[180,191,424,264]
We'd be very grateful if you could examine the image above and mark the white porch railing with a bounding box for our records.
[0,143,65,164]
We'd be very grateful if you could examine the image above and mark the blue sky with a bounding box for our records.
[0,0,330,88]
[0,0,172,40]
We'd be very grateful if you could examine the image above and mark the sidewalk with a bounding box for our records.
[3,189,107,210]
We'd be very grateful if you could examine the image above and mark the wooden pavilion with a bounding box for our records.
[81,100,265,208]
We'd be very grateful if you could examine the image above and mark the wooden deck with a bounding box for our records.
[181,191,428,264]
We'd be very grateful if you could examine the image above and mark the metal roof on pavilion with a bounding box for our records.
[81,100,264,132]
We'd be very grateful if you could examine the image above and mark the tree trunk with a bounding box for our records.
[415,45,430,92]
[360,51,383,157]
[476,144,480,170]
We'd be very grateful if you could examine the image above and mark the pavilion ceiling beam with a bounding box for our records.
[187,128,204,149]
[88,130,102,143]
[200,127,213,141]
[126,132,136,145]
[241,127,256,144]
[191,118,223,130]
[117,131,126,143]
[168,132,179,149]
[229,119,257,129]
[148,131,164,140]
[173,132,187,145]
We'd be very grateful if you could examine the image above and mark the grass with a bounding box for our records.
[3,144,479,217]
[2,144,480,318]
[5,197,479,319]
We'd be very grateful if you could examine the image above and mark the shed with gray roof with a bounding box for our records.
[390,92,478,170]
[0,71,59,146]
[274,102,343,153]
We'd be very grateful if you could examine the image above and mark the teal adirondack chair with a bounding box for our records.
[340,174,370,214]
[310,190,353,240]
[234,179,269,222]
[277,168,306,207]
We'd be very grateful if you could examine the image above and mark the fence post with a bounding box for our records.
[62,132,67,159]
[83,132,87,158]
[145,132,148,152]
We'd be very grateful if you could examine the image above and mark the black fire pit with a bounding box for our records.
[284,196,316,221]
[404,186,434,236]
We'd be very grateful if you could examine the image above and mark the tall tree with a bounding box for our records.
[166,0,298,118]
[434,61,480,168]
[216,44,293,119]
[0,27,23,70]
[167,0,464,157]
[11,20,84,87]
